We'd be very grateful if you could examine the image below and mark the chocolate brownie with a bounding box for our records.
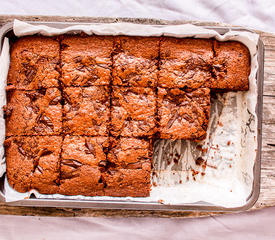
[108,137,152,168]
[157,87,210,140]
[8,36,60,90]
[104,137,152,197]
[103,168,151,197]
[61,35,113,86]
[113,36,159,87]
[4,35,252,198]
[159,37,213,89]
[5,88,62,136]
[110,87,156,137]
[61,135,108,167]
[5,136,62,194]
[63,86,110,136]
[59,165,104,196]
[205,40,250,90]
[59,136,108,196]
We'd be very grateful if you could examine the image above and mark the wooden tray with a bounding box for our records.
[0,15,274,218]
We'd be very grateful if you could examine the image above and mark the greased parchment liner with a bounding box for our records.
[0,20,259,207]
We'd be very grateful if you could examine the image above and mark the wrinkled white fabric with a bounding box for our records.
[0,0,274,239]
[0,0,275,33]
[0,207,275,240]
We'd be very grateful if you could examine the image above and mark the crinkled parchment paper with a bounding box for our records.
[0,20,259,207]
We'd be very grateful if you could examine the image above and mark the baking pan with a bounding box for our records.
[0,19,264,211]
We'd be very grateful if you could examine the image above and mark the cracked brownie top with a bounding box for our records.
[63,86,110,136]
[205,40,250,90]
[102,168,151,197]
[113,36,159,87]
[61,136,109,167]
[108,137,152,169]
[8,36,60,90]
[5,136,62,194]
[60,35,113,87]
[111,87,157,137]
[158,87,211,140]
[5,88,62,136]
[58,135,109,196]
[159,37,214,89]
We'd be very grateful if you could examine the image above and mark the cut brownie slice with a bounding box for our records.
[59,165,104,196]
[5,136,62,194]
[104,137,152,197]
[159,37,213,89]
[113,36,159,87]
[61,35,113,86]
[8,36,60,90]
[158,87,210,140]
[5,88,62,136]
[111,87,156,137]
[108,137,152,169]
[103,137,152,197]
[103,169,151,197]
[63,86,110,136]
[59,135,108,196]
[205,40,250,90]
[61,135,109,167]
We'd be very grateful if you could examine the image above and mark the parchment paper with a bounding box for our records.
[0,20,259,207]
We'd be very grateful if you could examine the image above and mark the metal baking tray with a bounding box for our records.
[0,19,264,211]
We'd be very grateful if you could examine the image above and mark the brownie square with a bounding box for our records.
[108,137,152,169]
[5,88,62,136]
[110,87,156,137]
[159,37,213,89]
[59,136,108,196]
[104,137,152,198]
[8,36,60,90]
[113,36,159,87]
[103,169,151,197]
[157,87,210,140]
[61,35,113,86]
[105,137,152,197]
[63,86,110,136]
[61,135,109,167]
[205,40,250,90]
[5,136,62,194]
[59,165,104,196]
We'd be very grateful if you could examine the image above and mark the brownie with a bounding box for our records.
[111,87,156,137]
[5,88,62,136]
[61,135,109,167]
[7,36,60,90]
[103,137,152,197]
[59,165,104,196]
[108,137,152,169]
[113,36,159,87]
[61,35,113,86]
[58,136,152,197]
[5,136,62,194]
[63,86,110,136]
[58,136,108,196]
[157,87,211,140]
[4,35,252,198]
[103,168,151,197]
[205,40,250,90]
[159,37,213,89]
